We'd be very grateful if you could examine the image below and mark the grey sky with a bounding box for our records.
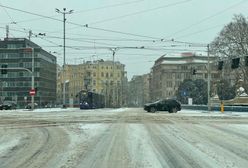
[0,0,247,79]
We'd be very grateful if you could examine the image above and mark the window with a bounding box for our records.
[218,61,224,70]
[176,73,181,79]
[167,81,172,87]
[167,73,172,79]
[231,58,240,69]
[7,44,23,48]
[245,56,248,66]
[19,72,24,77]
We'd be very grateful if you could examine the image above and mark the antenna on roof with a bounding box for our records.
[6,25,9,39]
[28,30,32,40]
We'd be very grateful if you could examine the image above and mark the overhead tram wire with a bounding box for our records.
[1,2,51,41]
[0,25,62,49]
[0,1,16,24]
[39,35,125,48]
[0,3,205,47]
[0,4,162,41]
[0,0,144,25]
[1,25,207,53]
[33,0,191,36]
[89,0,192,25]
[175,24,225,39]
[1,6,206,59]
[40,44,206,52]
[74,0,145,14]
[166,0,248,38]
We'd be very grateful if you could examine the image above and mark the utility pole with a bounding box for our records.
[207,44,211,111]
[55,8,73,107]
[109,48,119,107]
[31,48,35,110]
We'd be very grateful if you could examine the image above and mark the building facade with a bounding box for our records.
[57,59,128,107]
[150,52,219,101]
[0,38,57,108]
[128,74,150,107]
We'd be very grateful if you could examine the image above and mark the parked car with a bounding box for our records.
[0,102,17,110]
[25,103,38,109]
[144,99,181,113]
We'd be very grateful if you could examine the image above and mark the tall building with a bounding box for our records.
[0,38,57,108]
[150,52,219,101]
[57,59,128,107]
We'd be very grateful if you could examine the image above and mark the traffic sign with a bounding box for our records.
[29,89,36,96]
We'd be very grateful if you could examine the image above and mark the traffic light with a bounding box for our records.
[231,58,240,69]
[217,61,224,70]
[1,64,8,74]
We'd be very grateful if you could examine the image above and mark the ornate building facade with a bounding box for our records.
[150,52,219,101]
[57,59,128,107]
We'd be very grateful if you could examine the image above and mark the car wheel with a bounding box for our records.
[171,107,178,113]
[169,107,177,113]
[150,107,156,113]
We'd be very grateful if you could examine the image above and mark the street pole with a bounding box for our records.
[63,10,66,108]
[112,50,115,108]
[207,44,211,111]
[56,8,73,107]
[31,48,34,110]
[109,48,119,107]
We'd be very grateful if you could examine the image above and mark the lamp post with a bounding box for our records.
[55,8,73,107]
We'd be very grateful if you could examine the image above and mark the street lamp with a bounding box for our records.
[55,8,73,107]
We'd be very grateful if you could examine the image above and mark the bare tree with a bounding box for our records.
[210,14,248,93]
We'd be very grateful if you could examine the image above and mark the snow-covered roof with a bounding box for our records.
[161,59,210,64]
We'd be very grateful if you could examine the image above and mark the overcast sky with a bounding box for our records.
[0,0,248,80]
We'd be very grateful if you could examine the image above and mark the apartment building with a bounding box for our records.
[57,59,128,107]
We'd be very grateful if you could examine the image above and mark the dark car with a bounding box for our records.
[0,102,17,110]
[25,103,38,109]
[144,99,181,113]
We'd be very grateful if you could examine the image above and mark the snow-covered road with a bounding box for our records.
[0,108,248,168]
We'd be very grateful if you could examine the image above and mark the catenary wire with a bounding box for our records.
[0,3,206,46]
[166,0,247,38]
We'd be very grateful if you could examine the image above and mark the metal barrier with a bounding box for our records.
[182,104,248,112]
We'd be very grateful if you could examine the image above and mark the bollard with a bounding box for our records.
[220,102,224,113]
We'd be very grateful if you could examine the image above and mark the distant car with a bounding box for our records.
[144,99,181,113]
[0,102,17,110]
[25,103,38,109]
